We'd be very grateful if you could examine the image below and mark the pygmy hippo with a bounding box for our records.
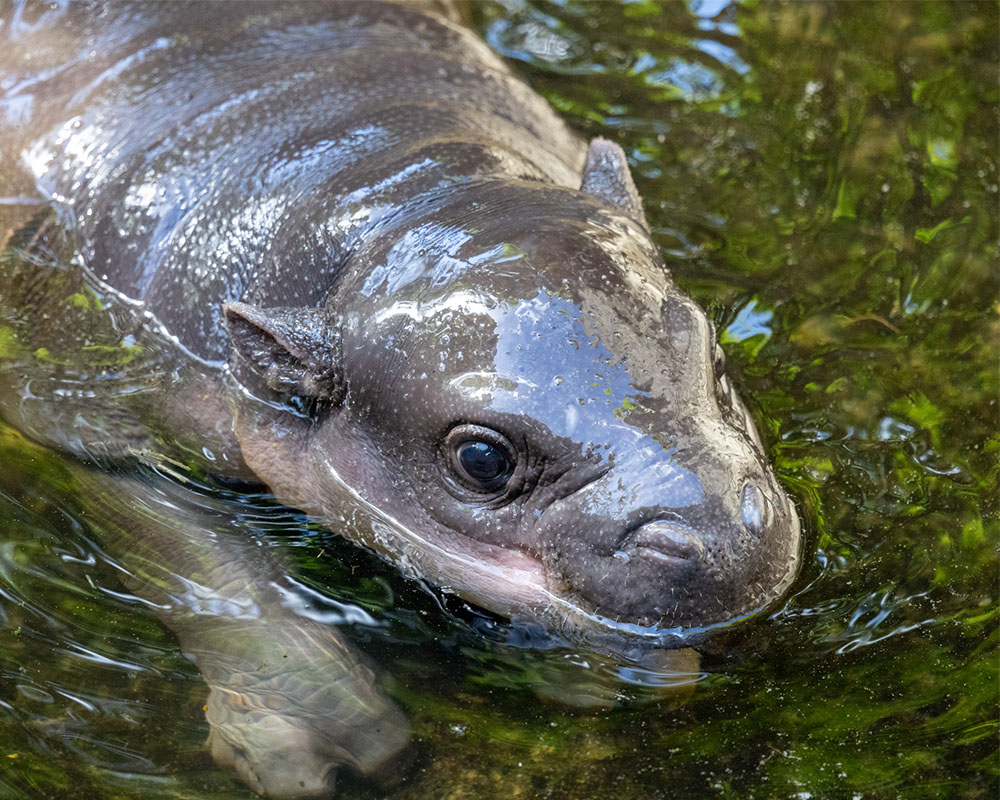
[0,1,800,796]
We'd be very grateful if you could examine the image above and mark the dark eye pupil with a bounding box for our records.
[457,441,510,484]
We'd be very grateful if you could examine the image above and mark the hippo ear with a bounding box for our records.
[579,137,650,231]
[223,301,343,403]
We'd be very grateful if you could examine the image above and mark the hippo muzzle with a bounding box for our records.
[531,431,801,630]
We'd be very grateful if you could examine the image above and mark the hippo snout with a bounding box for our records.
[524,454,799,631]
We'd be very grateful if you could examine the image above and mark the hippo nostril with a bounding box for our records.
[741,482,773,538]
[621,520,704,563]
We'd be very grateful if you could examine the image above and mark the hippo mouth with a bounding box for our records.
[365,509,727,642]
[378,518,723,644]
[329,464,761,644]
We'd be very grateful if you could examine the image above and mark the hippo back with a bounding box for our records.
[1,0,584,363]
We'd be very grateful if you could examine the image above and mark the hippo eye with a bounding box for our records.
[443,425,516,493]
[457,441,510,484]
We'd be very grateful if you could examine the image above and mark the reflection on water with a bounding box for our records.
[0,429,209,797]
[1,1,996,799]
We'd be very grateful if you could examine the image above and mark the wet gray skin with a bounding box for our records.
[0,1,800,796]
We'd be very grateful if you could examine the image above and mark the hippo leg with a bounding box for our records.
[68,463,410,799]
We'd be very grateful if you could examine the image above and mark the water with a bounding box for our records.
[1,1,996,798]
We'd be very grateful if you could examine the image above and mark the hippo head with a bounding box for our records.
[224,144,800,646]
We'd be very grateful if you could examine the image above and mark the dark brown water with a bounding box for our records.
[1,1,996,798]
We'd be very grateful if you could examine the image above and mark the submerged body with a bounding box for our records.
[0,1,800,796]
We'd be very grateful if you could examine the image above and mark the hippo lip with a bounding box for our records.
[617,520,705,563]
